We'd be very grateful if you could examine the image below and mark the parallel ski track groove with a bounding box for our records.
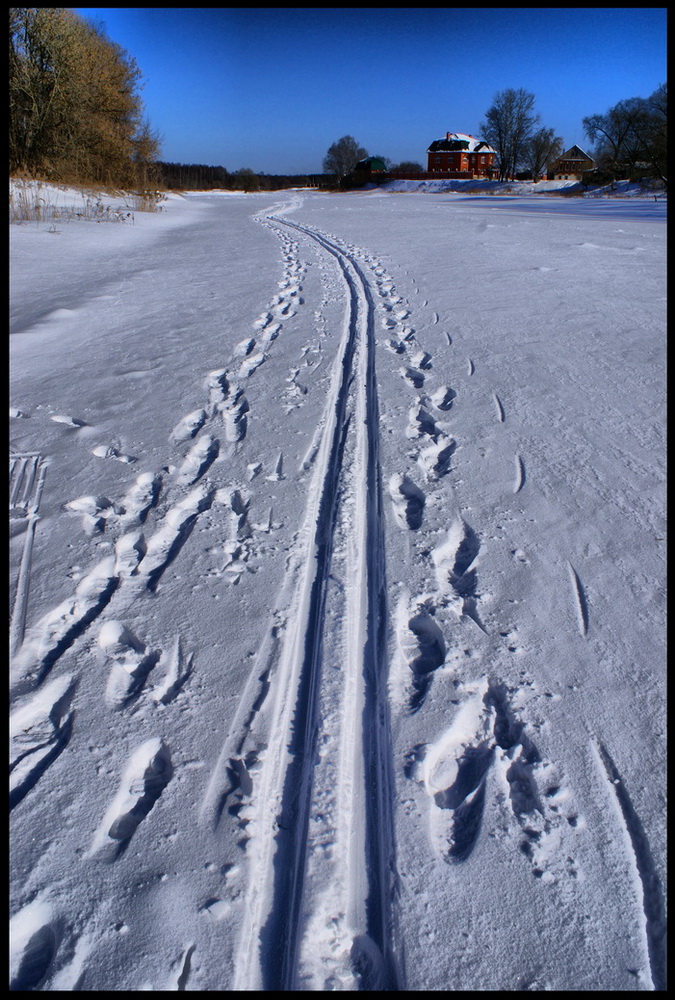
[233,216,402,991]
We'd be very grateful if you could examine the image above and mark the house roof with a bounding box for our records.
[354,156,387,172]
[427,133,496,154]
[556,145,594,162]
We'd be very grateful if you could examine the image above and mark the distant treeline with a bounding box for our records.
[157,162,328,191]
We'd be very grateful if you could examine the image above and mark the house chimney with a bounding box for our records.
[446,132,452,140]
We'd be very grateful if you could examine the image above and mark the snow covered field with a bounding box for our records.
[10,185,666,991]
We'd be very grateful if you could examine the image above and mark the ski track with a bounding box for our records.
[10,453,48,657]
[9,193,661,992]
[225,214,404,991]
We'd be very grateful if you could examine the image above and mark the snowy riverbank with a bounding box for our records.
[10,185,666,991]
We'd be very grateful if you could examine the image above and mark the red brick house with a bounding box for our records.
[548,145,595,180]
[426,133,497,178]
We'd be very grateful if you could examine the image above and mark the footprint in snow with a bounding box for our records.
[151,636,193,705]
[87,737,173,860]
[100,621,160,709]
[175,433,219,486]
[10,674,76,809]
[412,680,577,875]
[63,494,119,535]
[92,445,136,464]
[9,899,59,990]
[389,473,425,531]
[170,409,207,444]
[50,414,87,428]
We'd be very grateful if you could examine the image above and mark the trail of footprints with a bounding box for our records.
[9,210,320,987]
[363,254,584,884]
[9,207,314,882]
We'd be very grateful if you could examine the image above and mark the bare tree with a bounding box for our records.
[480,88,540,181]
[641,83,667,185]
[583,85,667,185]
[583,101,641,181]
[524,127,564,180]
[322,135,367,179]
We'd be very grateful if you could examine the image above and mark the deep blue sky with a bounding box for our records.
[75,7,667,175]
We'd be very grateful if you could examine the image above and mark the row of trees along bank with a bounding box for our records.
[324,86,667,187]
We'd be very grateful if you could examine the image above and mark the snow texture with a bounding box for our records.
[9,181,666,991]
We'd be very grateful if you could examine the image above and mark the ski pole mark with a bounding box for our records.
[493,393,506,423]
[593,740,666,991]
[514,454,526,494]
[175,944,196,991]
[568,562,589,636]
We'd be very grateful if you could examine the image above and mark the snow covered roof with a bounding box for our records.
[427,133,496,154]
[555,145,594,162]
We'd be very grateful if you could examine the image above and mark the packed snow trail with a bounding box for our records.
[230,215,403,991]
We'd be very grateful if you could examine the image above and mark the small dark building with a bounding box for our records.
[353,156,388,175]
